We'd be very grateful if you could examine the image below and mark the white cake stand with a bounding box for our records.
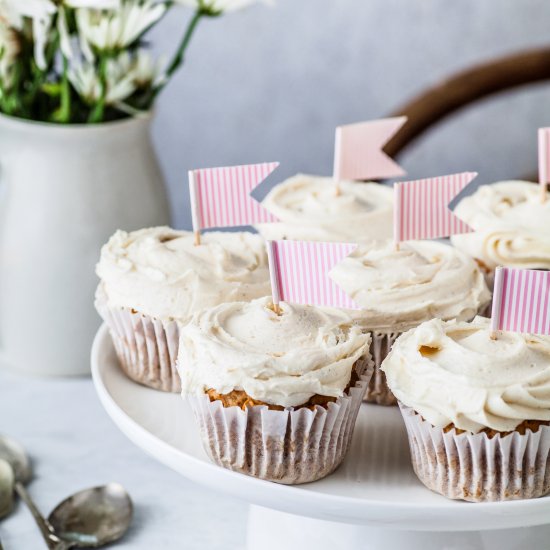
[91,324,550,550]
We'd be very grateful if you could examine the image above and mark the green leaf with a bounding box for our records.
[41,83,62,97]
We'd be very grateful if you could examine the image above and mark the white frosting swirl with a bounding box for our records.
[382,317,550,433]
[256,173,393,242]
[96,227,271,321]
[330,240,490,331]
[451,181,550,269]
[178,297,370,407]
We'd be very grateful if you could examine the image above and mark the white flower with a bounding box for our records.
[173,0,271,13]
[0,0,23,28]
[68,50,161,105]
[0,0,56,69]
[0,17,19,87]
[76,0,167,56]
[69,57,135,105]
[0,0,121,67]
[65,0,120,7]
[57,6,73,59]
[130,49,166,88]
[0,0,54,25]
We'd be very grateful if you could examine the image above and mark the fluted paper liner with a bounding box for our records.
[399,403,550,502]
[366,304,490,407]
[187,358,373,485]
[366,331,401,406]
[95,288,181,392]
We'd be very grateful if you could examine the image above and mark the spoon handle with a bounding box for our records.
[14,482,60,550]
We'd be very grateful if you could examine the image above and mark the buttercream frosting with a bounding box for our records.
[178,297,370,407]
[382,317,550,432]
[330,240,491,331]
[96,227,271,321]
[256,173,393,242]
[451,181,550,270]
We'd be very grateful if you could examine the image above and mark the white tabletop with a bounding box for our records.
[0,368,247,549]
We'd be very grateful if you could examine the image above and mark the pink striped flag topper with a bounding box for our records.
[266,240,360,310]
[189,162,279,231]
[491,267,550,336]
[394,172,476,243]
[333,117,407,181]
[539,127,550,200]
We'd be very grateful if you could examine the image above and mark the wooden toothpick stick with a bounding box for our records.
[539,128,549,203]
[489,266,504,340]
[266,241,283,316]
[189,170,202,246]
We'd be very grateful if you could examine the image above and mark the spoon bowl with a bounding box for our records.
[0,459,14,518]
[48,483,133,548]
[0,435,32,484]
[0,435,132,549]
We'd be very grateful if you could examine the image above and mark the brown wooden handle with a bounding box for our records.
[384,47,550,158]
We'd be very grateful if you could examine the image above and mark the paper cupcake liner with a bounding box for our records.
[399,403,550,502]
[366,300,492,407]
[95,291,181,392]
[365,331,401,406]
[187,357,373,485]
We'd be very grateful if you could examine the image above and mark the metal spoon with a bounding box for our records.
[47,483,133,549]
[0,435,132,549]
[0,435,59,547]
[0,435,31,485]
[0,458,14,518]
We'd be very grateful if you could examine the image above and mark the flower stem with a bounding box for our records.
[88,55,108,123]
[56,55,71,123]
[156,9,203,94]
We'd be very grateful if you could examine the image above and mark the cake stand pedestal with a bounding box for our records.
[91,325,550,550]
[246,506,550,550]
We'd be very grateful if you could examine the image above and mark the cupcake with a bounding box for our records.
[178,297,372,484]
[382,317,550,502]
[95,227,271,392]
[331,239,491,405]
[256,173,393,243]
[451,180,550,290]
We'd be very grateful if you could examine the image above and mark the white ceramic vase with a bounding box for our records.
[0,113,170,376]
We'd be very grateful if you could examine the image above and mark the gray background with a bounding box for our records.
[5,5,550,547]
[149,0,550,228]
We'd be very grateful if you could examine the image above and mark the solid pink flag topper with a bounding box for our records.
[491,267,550,336]
[266,240,360,310]
[393,172,476,243]
[333,116,407,181]
[189,162,279,231]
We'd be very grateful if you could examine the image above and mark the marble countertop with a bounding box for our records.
[0,368,248,549]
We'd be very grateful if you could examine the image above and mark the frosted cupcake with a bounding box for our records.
[178,297,372,484]
[95,227,271,392]
[256,173,393,242]
[331,239,491,405]
[382,317,550,502]
[451,181,550,287]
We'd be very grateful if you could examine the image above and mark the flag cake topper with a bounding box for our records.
[333,117,407,185]
[266,240,360,312]
[491,267,550,337]
[393,172,476,243]
[189,162,279,245]
[539,127,550,203]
